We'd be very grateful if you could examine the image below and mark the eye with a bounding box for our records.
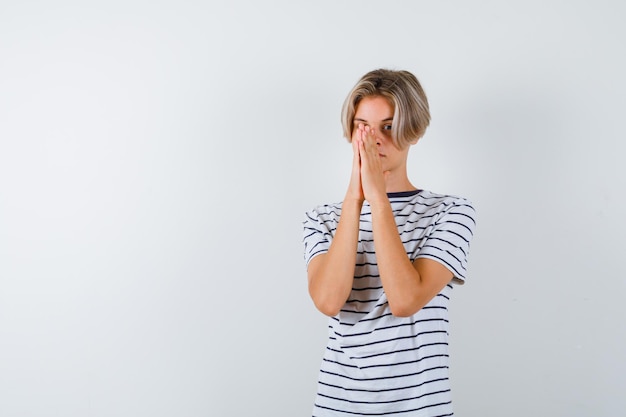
[382,124,392,132]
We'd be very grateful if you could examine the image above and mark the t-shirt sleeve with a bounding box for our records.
[413,199,476,284]
[302,207,335,267]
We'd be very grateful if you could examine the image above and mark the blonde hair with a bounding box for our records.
[341,69,431,148]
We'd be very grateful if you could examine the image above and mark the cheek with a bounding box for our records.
[377,131,393,144]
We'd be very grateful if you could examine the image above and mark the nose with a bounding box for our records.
[363,124,383,145]
[364,126,381,144]
[373,129,382,145]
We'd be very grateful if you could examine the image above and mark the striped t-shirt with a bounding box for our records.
[302,189,476,416]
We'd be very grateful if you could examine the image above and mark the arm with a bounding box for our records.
[358,127,453,317]
[307,198,361,316]
[369,199,453,317]
[307,139,365,317]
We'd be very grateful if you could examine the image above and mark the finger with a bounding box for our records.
[361,131,378,159]
[361,125,371,143]
[357,137,365,155]
[358,124,367,144]
[362,126,377,150]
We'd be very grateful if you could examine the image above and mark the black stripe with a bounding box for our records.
[342,330,448,350]
[336,318,448,339]
[320,365,450,383]
[317,388,450,406]
[323,353,449,371]
[346,342,449,360]
[313,400,452,416]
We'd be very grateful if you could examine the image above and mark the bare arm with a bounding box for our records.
[307,139,364,316]
[358,127,453,317]
[307,198,362,316]
[368,200,453,317]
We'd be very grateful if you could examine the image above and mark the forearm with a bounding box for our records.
[369,198,424,317]
[308,197,363,316]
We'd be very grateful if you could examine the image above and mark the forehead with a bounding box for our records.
[354,96,394,121]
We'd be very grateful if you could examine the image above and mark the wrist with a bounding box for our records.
[343,194,364,208]
[367,195,391,210]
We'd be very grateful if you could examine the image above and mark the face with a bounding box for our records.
[352,95,410,173]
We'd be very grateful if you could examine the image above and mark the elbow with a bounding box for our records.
[318,305,342,317]
[312,297,343,317]
[389,306,415,318]
[388,300,421,318]
[309,287,344,317]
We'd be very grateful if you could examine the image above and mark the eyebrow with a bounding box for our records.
[354,117,394,123]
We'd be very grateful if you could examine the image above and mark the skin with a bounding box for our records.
[307,95,454,317]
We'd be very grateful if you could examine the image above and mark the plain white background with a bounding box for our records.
[1,1,625,416]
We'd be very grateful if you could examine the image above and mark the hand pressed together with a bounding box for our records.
[352,123,388,204]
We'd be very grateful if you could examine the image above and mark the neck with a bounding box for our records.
[384,172,416,193]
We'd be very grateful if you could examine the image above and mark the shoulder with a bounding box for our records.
[304,201,343,223]
[416,190,474,212]
[406,190,476,229]
[414,189,473,206]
